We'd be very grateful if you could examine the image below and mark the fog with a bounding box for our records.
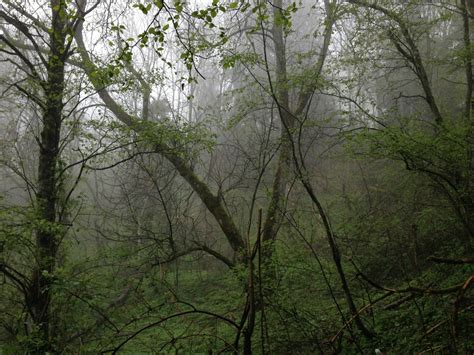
[0,0,472,353]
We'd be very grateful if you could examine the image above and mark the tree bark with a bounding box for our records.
[261,0,294,245]
[28,0,67,351]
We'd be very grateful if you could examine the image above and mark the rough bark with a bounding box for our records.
[28,0,68,351]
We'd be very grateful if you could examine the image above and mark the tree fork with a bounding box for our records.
[264,0,373,338]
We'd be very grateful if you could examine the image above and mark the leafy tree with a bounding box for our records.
[0,0,87,351]
[0,0,472,353]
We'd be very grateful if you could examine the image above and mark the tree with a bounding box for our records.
[0,0,86,351]
[1,0,472,353]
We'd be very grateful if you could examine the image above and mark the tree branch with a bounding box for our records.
[73,0,245,255]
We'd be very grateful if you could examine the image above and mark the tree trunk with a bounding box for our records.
[28,0,67,351]
[266,0,373,338]
[261,0,295,246]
